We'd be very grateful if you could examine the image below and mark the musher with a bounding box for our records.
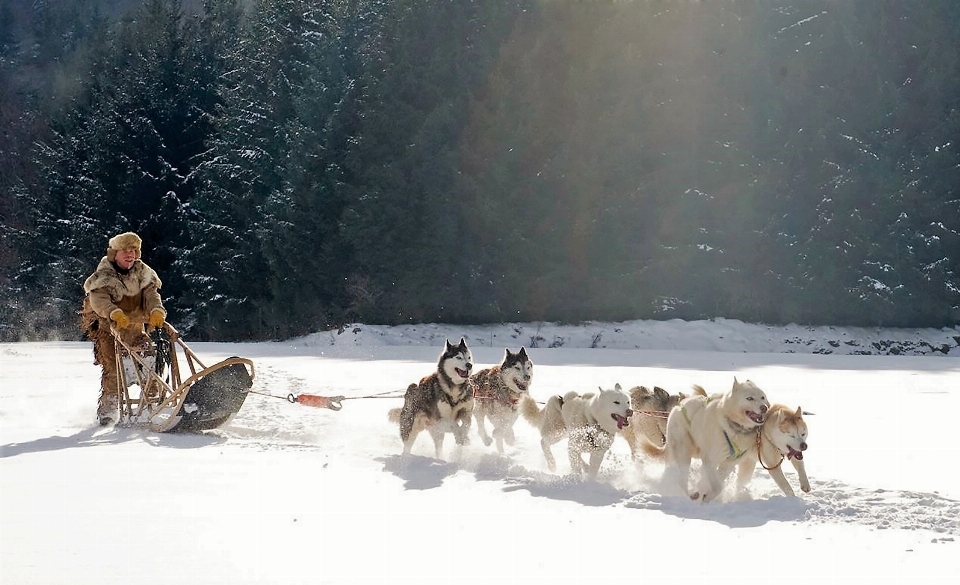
[80,231,167,425]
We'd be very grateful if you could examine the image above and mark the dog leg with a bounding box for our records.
[492,426,505,454]
[567,442,585,477]
[734,457,758,494]
[541,438,557,472]
[503,425,516,447]
[402,429,418,455]
[475,412,493,447]
[454,423,470,446]
[767,465,796,497]
[668,439,696,499]
[790,458,811,493]
[698,455,725,503]
[622,428,641,460]
[453,411,471,447]
[585,450,606,480]
[429,427,445,459]
[400,412,418,455]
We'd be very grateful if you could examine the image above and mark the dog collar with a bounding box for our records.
[727,418,756,435]
[757,429,785,470]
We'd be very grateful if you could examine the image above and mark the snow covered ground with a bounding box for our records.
[2,318,959,584]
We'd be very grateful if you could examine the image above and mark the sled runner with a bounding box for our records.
[110,322,255,432]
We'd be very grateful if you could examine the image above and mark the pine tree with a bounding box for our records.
[12,0,229,338]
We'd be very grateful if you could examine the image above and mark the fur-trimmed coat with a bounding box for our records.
[82,256,165,322]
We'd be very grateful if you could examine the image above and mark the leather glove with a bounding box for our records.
[149,309,166,329]
[109,309,130,329]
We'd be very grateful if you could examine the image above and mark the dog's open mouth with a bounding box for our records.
[746,410,764,425]
[612,413,630,429]
[787,446,804,460]
[515,380,529,392]
[456,368,469,378]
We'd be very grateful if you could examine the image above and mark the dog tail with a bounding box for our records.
[519,394,545,427]
[691,384,707,397]
[387,407,402,424]
[640,440,666,460]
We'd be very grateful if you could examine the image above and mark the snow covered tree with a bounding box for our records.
[11,0,230,338]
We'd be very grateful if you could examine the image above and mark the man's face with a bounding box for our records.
[115,248,137,270]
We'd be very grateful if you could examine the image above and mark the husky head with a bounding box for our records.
[630,385,685,412]
[725,377,770,429]
[594,383,634,433]
[440,337,473,384]
[765,405,809,461]
[500,347,533,394]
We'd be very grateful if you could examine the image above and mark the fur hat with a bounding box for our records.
[106,231,142,261]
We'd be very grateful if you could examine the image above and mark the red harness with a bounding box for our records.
[472,386,519,406]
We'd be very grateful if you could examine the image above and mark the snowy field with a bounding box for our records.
[2,319,959,584]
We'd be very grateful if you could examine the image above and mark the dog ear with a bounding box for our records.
[654,386,668,400]
[518,347,528,360]
[445,339,454,350]
[458,337,467,349]
[795,406,803,417]
[615,382,622,391]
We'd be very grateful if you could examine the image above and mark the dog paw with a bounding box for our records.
[481,436,492,446]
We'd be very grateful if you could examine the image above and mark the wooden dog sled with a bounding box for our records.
[110,323,254,432]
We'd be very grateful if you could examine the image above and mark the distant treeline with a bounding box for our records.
[1,0,958,341]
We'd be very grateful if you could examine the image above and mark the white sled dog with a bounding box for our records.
[388,338,474,457]
[470,347,533,454]
[521,383,632,479]
[621,385,687,456]
[643,378,769,502]
[750,403,811,496]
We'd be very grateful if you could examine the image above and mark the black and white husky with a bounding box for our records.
[388,338,474,457]
[470,347,533,453]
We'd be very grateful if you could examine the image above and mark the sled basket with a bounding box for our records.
[111,323,255,433]
[153,357,254,432]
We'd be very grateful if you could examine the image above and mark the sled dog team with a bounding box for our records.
[389,338,811,502]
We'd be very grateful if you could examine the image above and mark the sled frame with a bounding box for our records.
[111,322,255,432]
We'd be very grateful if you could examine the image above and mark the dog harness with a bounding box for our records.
[472,384,519,406]
[722,430,747,461]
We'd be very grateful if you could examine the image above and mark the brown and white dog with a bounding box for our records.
[470,347,533,454]
[749,404,811,496]
[621,385,687,456]
[388,338,474,458]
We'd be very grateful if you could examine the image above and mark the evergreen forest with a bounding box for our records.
[2,0,958,341]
